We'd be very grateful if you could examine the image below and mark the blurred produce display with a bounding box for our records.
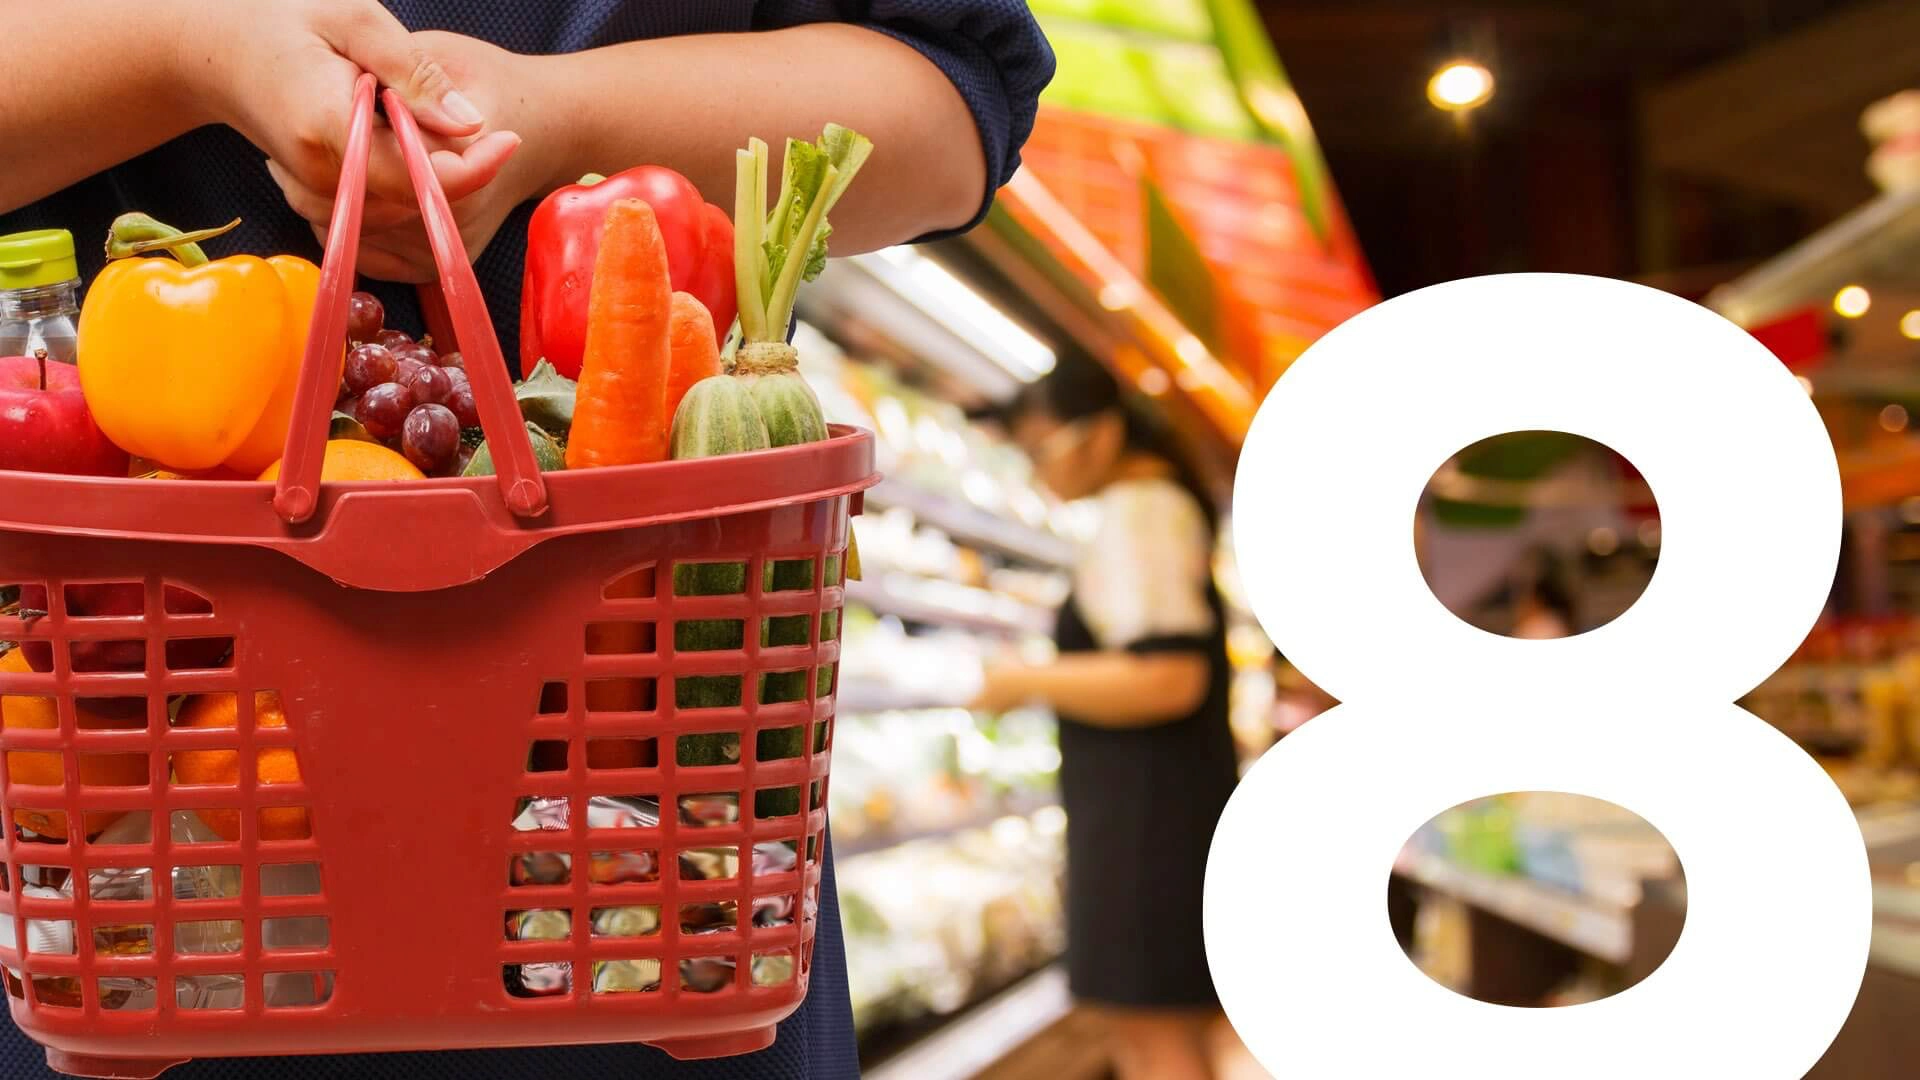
[839,808,1066,1034]
[830,706,1059,853]
[780,316,1078,1054]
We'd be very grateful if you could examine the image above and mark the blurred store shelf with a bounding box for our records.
[1396,851,1634,965]
[836,682,970,714]
[1859,804,1920,848]
[838,796,1063,860]
[865,479,1079,569]
[1708,185,1920,328]
[974,170,1259,448]
[848,574,1055,637]
[865,965,1074,1080]
[800,247,1051,403]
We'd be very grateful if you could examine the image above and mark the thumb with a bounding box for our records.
[430,131,523,204]
[333,14,484,137]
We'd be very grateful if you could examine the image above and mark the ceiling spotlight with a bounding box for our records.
[1428,60,1495,112]
[1834,284,1872,319]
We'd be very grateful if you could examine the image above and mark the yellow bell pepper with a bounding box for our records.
[77,214,328,474]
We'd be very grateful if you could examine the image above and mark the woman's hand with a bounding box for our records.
[318,31,555,283]
[971,664,1036,715]
[0,0,516,226]
[973,652,1211,727]
[182,2,523,278]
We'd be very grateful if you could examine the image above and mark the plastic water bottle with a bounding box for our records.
[0,229,82,365]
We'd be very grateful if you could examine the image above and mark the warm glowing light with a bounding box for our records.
[1901,310,1920,339]
[859,248,1056,380]
[1638,519,1662,549]
[1427,61,1495,111]
[1882,404,1910,433]
[1796,375,1815,395]
[1834,285,1872,319]
[1138,368,1171,395]
[1097,284,1136,311]
[1588,527,1620,557]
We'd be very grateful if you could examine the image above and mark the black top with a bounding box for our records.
[1052,478,1239,1008]
[0,0,1056,379]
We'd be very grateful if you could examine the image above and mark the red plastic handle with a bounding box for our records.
[274,73,549,524]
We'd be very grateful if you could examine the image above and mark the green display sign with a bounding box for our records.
[1144,178,1223,355]
[1031,0,1338,243]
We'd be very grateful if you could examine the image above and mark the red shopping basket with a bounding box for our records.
[0,75,874,1078]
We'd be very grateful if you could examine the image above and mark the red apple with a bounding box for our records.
[17,583,223,697]
[0,355,128,477]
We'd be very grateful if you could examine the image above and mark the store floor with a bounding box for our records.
[988,1008,1271,1080]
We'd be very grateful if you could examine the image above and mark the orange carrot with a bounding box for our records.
[665,291,722,423]
[566,199,674,469]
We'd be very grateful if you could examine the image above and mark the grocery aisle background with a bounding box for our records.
[789,1,1920,1076]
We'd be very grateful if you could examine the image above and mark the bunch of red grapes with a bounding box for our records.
[337,291,481,475]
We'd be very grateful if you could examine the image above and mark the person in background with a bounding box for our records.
[972,349,1249,1080]
[0,3,1053,1078]
[1508,547,1578,640]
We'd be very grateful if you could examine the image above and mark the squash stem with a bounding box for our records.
[104,213,240,266]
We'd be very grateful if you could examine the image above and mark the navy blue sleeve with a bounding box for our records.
[755,0,1056,240]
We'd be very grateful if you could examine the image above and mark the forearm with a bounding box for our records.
[990,652,1211,729]
[523,24,988,252]
[0,1,207,214]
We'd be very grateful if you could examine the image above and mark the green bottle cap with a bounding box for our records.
[0,229,80,291]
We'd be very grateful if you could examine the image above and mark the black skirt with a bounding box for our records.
[1055,590,1240,1009]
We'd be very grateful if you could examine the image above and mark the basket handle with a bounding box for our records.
[274,73,549,524]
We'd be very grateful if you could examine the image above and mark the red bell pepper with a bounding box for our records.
[521,167,737,380]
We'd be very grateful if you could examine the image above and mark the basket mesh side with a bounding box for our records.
[0,490,857,1060]
[0,576,335,1022]
[498,513,846,1009]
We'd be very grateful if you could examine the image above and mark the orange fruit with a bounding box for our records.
[1,648,148,839]
[173,691,309,841]
[138,468,252,481]
[256,439,425,483]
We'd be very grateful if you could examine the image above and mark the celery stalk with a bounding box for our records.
[732,125,872,343]
[764,163,837,336]
[733,150,767,342]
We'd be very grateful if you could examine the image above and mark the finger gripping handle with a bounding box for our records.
[274,74,549,524]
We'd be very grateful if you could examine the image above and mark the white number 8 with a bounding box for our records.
[1208,275,1870,1078]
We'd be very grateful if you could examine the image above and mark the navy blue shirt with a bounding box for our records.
[0,3,1051,1079]
[0,0,1053,377]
